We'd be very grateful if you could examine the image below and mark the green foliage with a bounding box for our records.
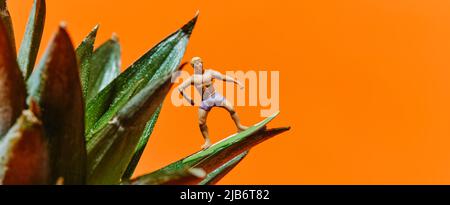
[0,1,289,185]
[0,16,26,138]
[27,26,86,184]
[18,0,46,79]
[199,151,248,185]
[76,25,99,100]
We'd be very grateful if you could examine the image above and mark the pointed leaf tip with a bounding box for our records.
[93,24,100,31]
[111,32,119,42]
[0,0,16,53]
[50,27,73,50]
[18,0,46,79]
[127,167,206,185]
[189,168,206,178]
[181,12,199,35]
[77,24,99,49]
[59,21,67,29]
[0,109,49,185]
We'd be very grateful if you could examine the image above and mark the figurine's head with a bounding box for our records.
[190,56,203,73]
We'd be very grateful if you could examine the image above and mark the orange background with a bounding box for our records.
[8,0,450,184]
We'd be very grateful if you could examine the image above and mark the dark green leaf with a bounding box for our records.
[122,105,162,180]
[85,35,121,101]
[0,0,16,53]
[144,112,289,184]
[86,72,175,184]
[76,24,99,100]
[193,127,289,174]
[18,0,46,79]
[199,151,248,185]
[0,105,49,185]
[85,14,198,141]
[27,25,86,185]
[85,14,198,184]
[0,17,26,138]
[124,168,205,185]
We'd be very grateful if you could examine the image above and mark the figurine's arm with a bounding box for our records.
[176,77,195,105]
[210,70,244,89]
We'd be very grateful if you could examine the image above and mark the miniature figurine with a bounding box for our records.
[177,57,248,149]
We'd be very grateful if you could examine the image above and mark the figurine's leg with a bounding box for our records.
[198,108,211,149]
[221,99,248,132]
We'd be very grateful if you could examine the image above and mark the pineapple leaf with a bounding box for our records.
[85,15,197,184]
[85,35,121,101]
[0,106,49,185]
[76,24,99,100]
[192,126,290,175]
[18,0,46,79]
[85,14,198,140]
[0,0,16,53]
[86,71,175,184]
[0,17,26,138]
[122,105,162,180]
[27,25,86,185]
[122,61,188,180]
[143,112,289,184]
[123,167,205,185]
[199,151,248,185]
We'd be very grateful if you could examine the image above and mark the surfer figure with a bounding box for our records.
[177,57,249,149]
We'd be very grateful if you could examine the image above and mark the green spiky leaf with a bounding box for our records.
[87,72,175,184]
[85,35,121,101]
[0,17,26,138]
[121,62,189,180]
[85,15,197,184]
[124,168,205,185]
[76,24,99,99]
[85,14,198,141]
[18,0,46,79]
[145,112,289,184]
[27,25,86,185]
[193,126,289,174]
[0,106,49,185]
[199,151,248,185]
[122,105,162,180]
[0,0,16,53]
